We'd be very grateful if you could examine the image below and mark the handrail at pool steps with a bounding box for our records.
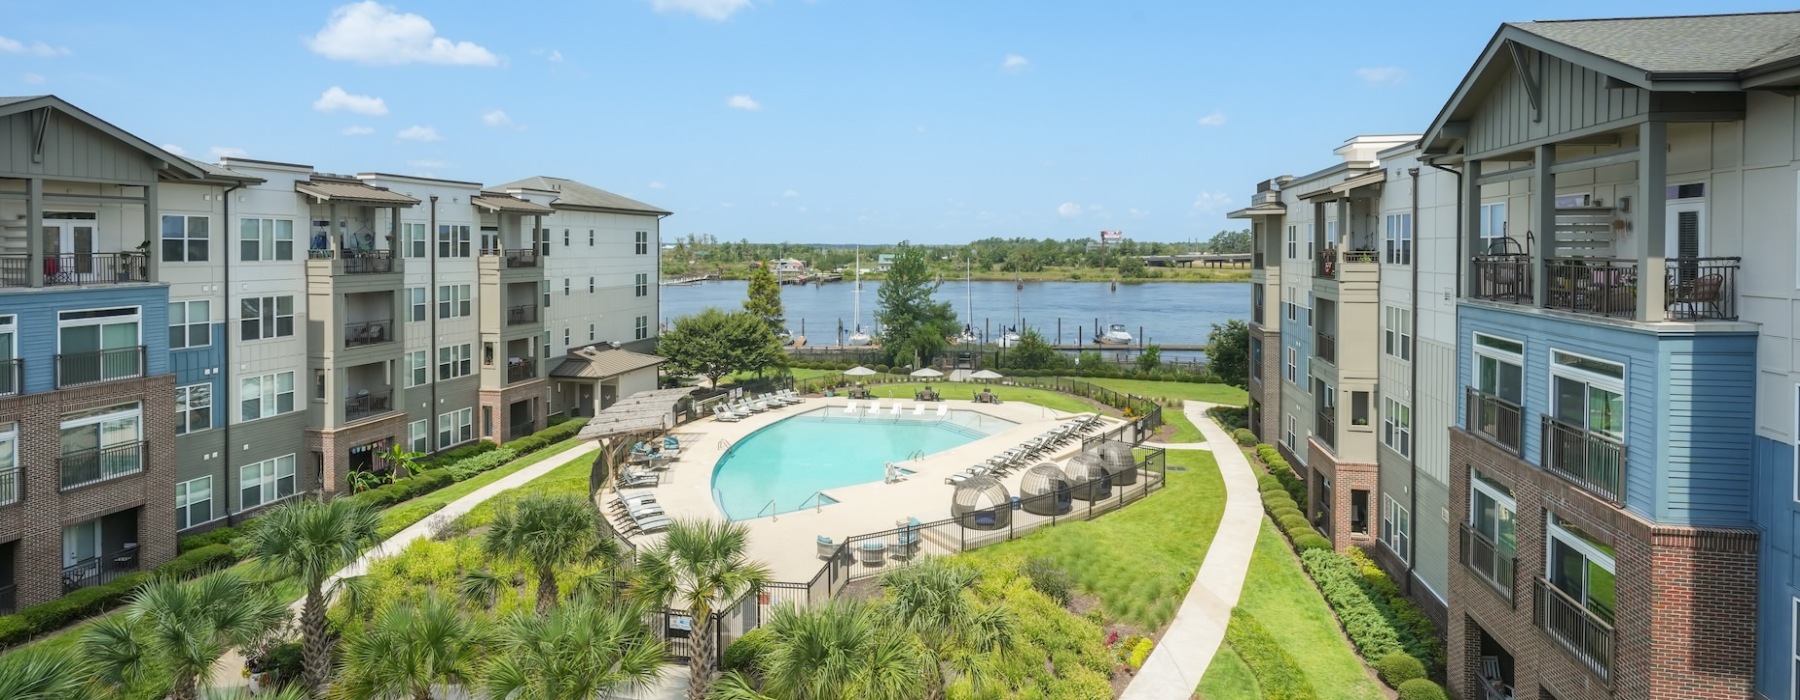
[797,491,832,513]
[907,449,925,461]
[756,498,778,520]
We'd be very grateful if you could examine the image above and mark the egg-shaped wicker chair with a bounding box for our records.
[1091,440,1139,486]
[952,475,1013,530]
[1019,462,1074,516]
[1065,453,1115,501]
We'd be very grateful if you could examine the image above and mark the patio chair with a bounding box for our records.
[713,405,742,422]
[842,399,860,415]
[945,472,972,485]
[891,530,922,561]
[661,436,682,459]
[633,515,672,534]
[913,402,927,416]
[817,535,838,561]
[1668,272,1725,320]
[936,404,949,417]
[866,399,882,413]
[859,541,887,566]
[890,402,903,416]
[741,399,766,414]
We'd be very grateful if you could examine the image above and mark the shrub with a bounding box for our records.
[1024,557,1074,606]
[1233,428,1257,446]
[446,447,519,481]
[545,414,572,427]
[1293,533,1332,553]
[156,544,238,580]
[1300,549,1433,666]
[722,626,773,673]
[178,525,240,553]
[1256,474,1280,490]
[1126,637,1153,670]
[1224,609,1318,700]
[0,616,30,647]
[1348,548,1443,668]
[1277,514,1312,532]
[1396,679,1448,700]
[1262,495,1298,513]
[1375,652,1427,687]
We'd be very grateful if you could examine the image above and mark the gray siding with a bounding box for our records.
[1467,51,1648,158]
[225,411,312,513]
[0,109,160,182]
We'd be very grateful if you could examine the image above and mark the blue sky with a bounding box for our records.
[3,0,1793,244]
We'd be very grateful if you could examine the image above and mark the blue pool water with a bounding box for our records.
[712,408,1013,520]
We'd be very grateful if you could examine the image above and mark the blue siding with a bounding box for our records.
[1754,436,1798,699]
[168,321,225,430]
[0,285,172,395]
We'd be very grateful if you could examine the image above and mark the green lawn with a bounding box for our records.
[958,449,1226,630]
[860,382,1098,415]
[456,446,600,528]
[375,440,595,537]
[1072,377,1248,407]
[1194,645,1258,699]
[1162,410,1202,443]
[1196,519,1384,700]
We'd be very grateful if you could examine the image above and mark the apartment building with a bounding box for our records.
[0,95,667,613]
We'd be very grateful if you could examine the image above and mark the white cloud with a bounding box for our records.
[0,36,70,57]
[726,94,761,111]
[160,144,187,157]
[797,206,809,213]
[645,0,753,21]
[209,146,249,159]
[312,86,388,116]
[547,49,563,62]
[1191,191,1232,214]
[407,159,447,169]
[648,181,667,190]
[21,73,45,85]
[1128,207,1148,218]
[1197,111,1227,127]
[306,1,499,66]
[396,125,442,142]
[1356,66,1408,87]
[1002,54,1029,73]
[782,189,798,198]
[481,110,512,128]
[341,125,375,136]
[1056,202,1084,219]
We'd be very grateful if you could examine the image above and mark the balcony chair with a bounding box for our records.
[1668,273,1725,320]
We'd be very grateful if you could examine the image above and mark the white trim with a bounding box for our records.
[1547,348,1625,437]
[1546,514,1616,573]
[60,402,142,431]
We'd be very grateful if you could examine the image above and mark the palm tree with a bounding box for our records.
[482,493,606,614]
[880,560,1014,700]
[483,595,666,700]
[635,518,772,700]
[81,573,290,700]
[0,646,94,699]
[332,593,486,700]
[710,601,923,700]
[243,498,382,698]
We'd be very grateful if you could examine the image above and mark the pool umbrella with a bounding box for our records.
[969,369,1004,380]
[845,366,878,376]
[910,368,945,378]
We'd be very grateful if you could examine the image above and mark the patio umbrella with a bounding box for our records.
[845,366,878,376]
[969,369,1004,380]
[910,368,945,378]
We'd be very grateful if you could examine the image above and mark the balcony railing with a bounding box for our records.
[0,466,18,506]
[1472,253,1532,304]
[341,250,396,274]
[62,546,140,594]
[0,253,150,286]
[504,249,539,268]
[0,358,19,397]
[1459,523,1515,605]
[1316,249,1337,279]
[1252,301,1265,326]
[508,421,536,442]
[0,255,25,287]
[1316,332,1336,365]
[345,388,394,422]
[507,358,538,384]
[56,346,146,388]
[1541,416,1625,505]
[507,304,539,326]
[1665,256,1740,321]
[1465,388,1524,455]
[1343,249,1379,264]
[1533,577,1613,683]
[1315,408,1336,449]
[59,441,145,490]
[344,319,394,348]
[1545,258,1637,319]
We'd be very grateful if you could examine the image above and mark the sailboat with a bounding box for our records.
[954,256,979,344]
[847,247,872,346]
[997,282,1021,348]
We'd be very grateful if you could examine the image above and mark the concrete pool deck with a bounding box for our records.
[603,396,1118,581]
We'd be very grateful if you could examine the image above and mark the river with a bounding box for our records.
[659,279,1248,358]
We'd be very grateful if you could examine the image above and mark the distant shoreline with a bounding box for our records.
[664,269,1252,284]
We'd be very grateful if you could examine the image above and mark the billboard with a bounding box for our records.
[1099,230,1123,242]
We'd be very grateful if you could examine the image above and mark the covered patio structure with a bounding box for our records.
[550,343,666,419]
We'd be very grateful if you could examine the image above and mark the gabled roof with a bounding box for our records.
[0,94,208,180]
[550,345,666,380]
[471,192,554,215]
[1511,12,1800,77]
[490,176,671,215]
[296,177,421,207]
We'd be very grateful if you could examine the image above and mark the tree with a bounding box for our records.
[82,574,289,700]
[1204,229,1252,254]
[711,601,923,700]
[483,493,606,615]
[244,498,382,698]
[334,595,486,700]
[1116,255,1148,278]
[1137,344,1162,373]
[484,596,666,700]
[880,560,1013,700]
[875,241,960,369]
[744,263,785,334]
[659,308,785,387]
[635,519,772,700]
[1001,328,1063,371]
[0,647,95,700]
[1206,319,1250,388]
[380,443,425,480]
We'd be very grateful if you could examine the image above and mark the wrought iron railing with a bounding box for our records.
[507,358,538,384]
[0,255,26,287]
[509,421,536,442]
[1459,522,1515,605]
[1315,408,1336,450]
[341,249,396,274]
[1545,258,1637,319]
[345,388,394,422]
[344,319,393,348]
[1465,387,1524,455]
[1472,253,1532,304]
[44,252,149,286]
[1533,577,1613,683]
[504,249,539,268]
[0,358,19,397]
[62,546,140,594]
[1317,332,1336,365]
[1664,256,1740,321]
[1541,416,1625,505]
[1316,249,1337,279]
[59,441,145,490]
[0,466,18,506]
[56,346,145,388]
[507,304,539,326]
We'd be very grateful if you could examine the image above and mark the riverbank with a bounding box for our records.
[666,264,1250,284]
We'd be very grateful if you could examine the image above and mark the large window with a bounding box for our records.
[1382,397,1411,458]
[1383,306,1411,360]
[175,383,212,435]
[175,476,213,530]
[437,224,471,258]
[1285,347,1297,384]
[57,307,141,386]
[240,371,295,421]
[437,284,471,319]
[1286,225,1297,259]
[636,315,649,340]
[1385,213,1412,265]
[407,350,428,387]
[161,215,210,262]
[1479,202,1506,241]
[403,222,427,258]
[635,231,649,255]
[241,454,297,509]
[241,296,295,341]
[1381,494,1410,563]
[1469,469,1517,591]
[59,403,142,485]
[437,344,472,380]
[0,424,16,505]
[240,218,295,261]
[408,419,429,453]
[407,287,427,323]
[169,300,211,349]
[1550,350,1625,439]
[1546,514,1616,626]
[1474,333,1524,403]
[438,408,473,448]
[1304,292,1314,328]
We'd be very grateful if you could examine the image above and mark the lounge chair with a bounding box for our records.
[936,404,948,417]
[817,535,837,560]
[782,389,806,403]
[866,399,882,413]
[890,402,903,416]
[944,472,972,485]
[618,470,659,488]
[892,531,922,561]
[624,502,664,520]
[661,436,682,459]
[913,402,927,416]
[740,399,765,414]
[859,541,887,566]
[842,399,860,415]
[633,515,672,534]
[714,406,742,422]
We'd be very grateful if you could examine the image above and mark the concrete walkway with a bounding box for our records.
[1121,402,1263,700]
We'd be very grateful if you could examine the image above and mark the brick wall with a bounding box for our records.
[478,378,546,443]
[1308,438,1378,551]
[308,411,406,496]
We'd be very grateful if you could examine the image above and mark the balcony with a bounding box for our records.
[0,358,18,397]
[56,346,145,388]
[1459,523,1515,605]
[1316,249,1337,279]
[1316,332,1336,365]
[1315,407,1336,450]
[1533,577,1613,683]
[62,545,139,594]
[0,252,149,288]
[1472,253,1532,305]
[1545,258,1637,319]
[503,249,539,268]
[507,357,538,384]
[507,304,539,326]
[1541,416,1625,505]
[59,441,145,490]
[508,420,536,442]
[1465,388,1524,455]
[344,319,394,348]
[1665,257,1739,321]
[0,466,18,506]
[345,388,394,423]
[340,250,396,274]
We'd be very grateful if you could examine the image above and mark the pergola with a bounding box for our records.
[578,387,697,498]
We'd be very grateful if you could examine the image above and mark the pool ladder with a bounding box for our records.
[906,449,925,462]
[718,438,732,450]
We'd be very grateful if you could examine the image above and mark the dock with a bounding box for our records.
[779,272,844,285]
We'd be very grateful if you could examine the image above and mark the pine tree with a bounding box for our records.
[744,262,785,333]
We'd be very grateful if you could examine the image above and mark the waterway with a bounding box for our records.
[660,280,1249,356]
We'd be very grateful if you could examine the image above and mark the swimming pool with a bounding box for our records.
[711,408,1014,520]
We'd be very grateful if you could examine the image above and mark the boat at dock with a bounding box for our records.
[1096,323,1134,345]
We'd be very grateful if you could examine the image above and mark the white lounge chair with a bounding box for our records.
[936,404,948,417]
[944,472,972,485]
[713,405,742,422]
[782,389,806,403]
[913,402,926,416]
[890,402,903,416]
[866,399,881,413]
[842,399,859,415]
[740,399,765,414]
[632,515,672,533]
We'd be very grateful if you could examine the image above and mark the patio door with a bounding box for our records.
[1666,200,1706,285]
[42,219,97,279]
[62,521,99,568]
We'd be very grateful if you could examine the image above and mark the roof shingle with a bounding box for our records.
[489,176,670,215]
[1511,12,1800,75]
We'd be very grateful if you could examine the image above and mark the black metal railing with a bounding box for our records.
[1664,256,1740,321]
[1465,387,1524,455]
[507,358,537,384]
[1343,249,1379,264]
[62,546,140,594]
[1545,258,1638,319]
[308,249,335,260]
[0,255,27,287]
[1459,523,1515,605]
[0,358,19,397]
[1317,332,1336,365]
[508,421,535,442]
[1472,253,1532,304]
[59,441,145,490]
[507,304,539,326]
[1316,249,1337,279]
[341,250,396,274]
[344,319,393,348]
[504,249,539,268]
[56,346,146,388]
[1316,408,1336,450]
[45,252,149,286]
[0,466,18,506]
[1533,577,1613,682]
[1541,416,1625,505]
[345,388,393,422]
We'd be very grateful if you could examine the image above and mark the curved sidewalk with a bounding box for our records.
[1121,402,1262,700]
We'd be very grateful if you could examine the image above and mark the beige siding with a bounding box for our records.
[0,109,160,182]
[1467,52,1649,157]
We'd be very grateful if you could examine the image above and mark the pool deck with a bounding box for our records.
[604,397,1115,581]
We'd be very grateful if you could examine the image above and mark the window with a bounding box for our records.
[1383,306,1411,360]
[589,230,595,246]
[636,273,649,297]
[407,350,428,387]
[0,424,16,505]
[240,296,295,341]
[563,229,570,247]
[1325,219,1339,249]
[1286,285,1297,321]
[437,284,472,319]
[1286,225,1297,259]
[1306,223,1314,260]
[1382,397,1411,458]
[635,231,649,255]
[563,327,570,346]
[1469,469,1517,591]
[438,407,473,448]
[589,323,595,342]
[1479,202,1506,241]
[1474,333,1524,404]
[408,420,428,453]
[1546,514,1616,626]
[1282,414,1296,448]
[1381,495,1410,562]
[407,287,427,323]
[175,383,212,435]
[175,476,213,530]
[403,223,427,258]
[161,215,209,262]
[437,344,472,380]
[59,403,142,485]
[240,455,297,509]
[239,371,295,421]
[57,307,141,385]
[169,300,211,349]
[1385,213,1413,265]
[564,278,570,297]
[1285,347,1297,384]
[588,277,595,294]
[635,315,649,340]
[239,218,294,261]
[1350,489,1369,535]
[437,224,471,258]
[1304,292,1314,328]
[1550,350,1625,439]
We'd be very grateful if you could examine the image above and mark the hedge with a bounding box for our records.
[1271,506,1305,522]
[1253,443,1307,508]
[1348,547,1444,669]
[1263,495,1299,514]
[0,541,246,648]
[1299,549,1434,666]
[1375,652,1427,687]
[1292,532,1332,553]
[1277,514,1312,532]
[1223,609,1318,700]
[1396,679,1448,700]
[1232,428,1257,446]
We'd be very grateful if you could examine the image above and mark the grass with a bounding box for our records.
[375,439,594,537]
[725,367,838,384]
[1195,645,1259,699]
[1073,377,1249,407]
[456,445,600,528]
[859,381,1098,415]
[1162,410,1202,443]
[957,449,1226,630]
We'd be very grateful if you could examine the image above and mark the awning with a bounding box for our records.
[550,345,667,380]
[576,387,698,440]
[1226,203,1286,219]
[296,179,421,207]
[1330,169,1387,195]
[471,193,554,215]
